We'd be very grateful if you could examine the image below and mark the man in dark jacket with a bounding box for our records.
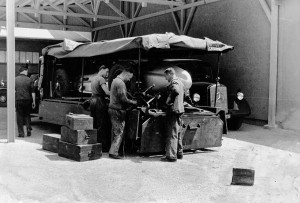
[15,65,36,137]
[161,67,185,162]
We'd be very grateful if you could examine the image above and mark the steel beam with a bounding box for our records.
[6,0,16,142]
[93,0,221,31]
[266,0,282,128]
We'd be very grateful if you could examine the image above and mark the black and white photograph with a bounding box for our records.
[0,0,300,202]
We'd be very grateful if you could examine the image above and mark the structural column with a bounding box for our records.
[6,0,15,142]
[267,0,282,128]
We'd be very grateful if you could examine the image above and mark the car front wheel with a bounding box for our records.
[227,117,244,130]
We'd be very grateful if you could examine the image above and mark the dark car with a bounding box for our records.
[0,79,7,107]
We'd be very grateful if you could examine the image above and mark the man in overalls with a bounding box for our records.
[90,65,110,151]
[161,67,185,162]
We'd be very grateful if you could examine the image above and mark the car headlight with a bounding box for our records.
[237,92,244,100]
[193,93,200,102]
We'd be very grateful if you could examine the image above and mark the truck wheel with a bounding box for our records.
[227,118,243,130]
[54,69,69,97]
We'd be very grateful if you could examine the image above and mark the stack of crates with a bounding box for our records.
[58,114,102,162]
[42,114,102,162]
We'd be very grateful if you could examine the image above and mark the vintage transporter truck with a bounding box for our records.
[37,33,250,153]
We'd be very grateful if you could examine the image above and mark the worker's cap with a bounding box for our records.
[19,64,28,73]
[164,67,176,75]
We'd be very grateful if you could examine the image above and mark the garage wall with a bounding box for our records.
[95,0,270,122]
[276,0,300,131]
[187,0,270,121]
[0,39,60,80]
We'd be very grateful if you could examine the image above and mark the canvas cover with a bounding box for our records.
[42,32,233,58]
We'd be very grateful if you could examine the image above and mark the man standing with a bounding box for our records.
[90,65,110,151]
[15,65,36,137]
[161,67,185,162]
[108,63,137,159]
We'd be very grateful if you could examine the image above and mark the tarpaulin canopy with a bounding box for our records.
[42,32,234,58]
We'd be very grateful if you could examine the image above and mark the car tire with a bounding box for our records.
[227,117,243,130]
[53,69,70,97]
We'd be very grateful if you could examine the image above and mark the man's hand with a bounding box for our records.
[32,102,36,109]
[131,100,137,105]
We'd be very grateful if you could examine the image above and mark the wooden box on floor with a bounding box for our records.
[42,134,61,153]
[61,126,97,145]
[65,114,93,130]
[58,141,102,162]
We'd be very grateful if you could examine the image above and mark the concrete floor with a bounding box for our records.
[1,107,300,203]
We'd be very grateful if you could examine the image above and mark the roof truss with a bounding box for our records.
[0,0,224,35]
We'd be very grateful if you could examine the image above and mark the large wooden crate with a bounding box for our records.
[61,126,97,145]
[58,141,102,162]
[42,134,61,153]
[65,114,93,130]
[138,113,223,153]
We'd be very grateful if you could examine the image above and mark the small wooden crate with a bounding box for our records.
[42,134,61,153]
[58,141,102,162]
[65,114,93,130]
[61,126,97,145]
[231,168,255,186]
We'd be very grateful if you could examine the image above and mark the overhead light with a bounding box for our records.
[142,2,147,7]
[104,0,109,3]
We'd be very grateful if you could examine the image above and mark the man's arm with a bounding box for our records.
[101,83,110,96]
[118,82,136,105]
[166,81,180,105]
[31,92,36,109]
[30,79,36,109]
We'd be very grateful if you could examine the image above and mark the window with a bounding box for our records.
[0,51,40,64]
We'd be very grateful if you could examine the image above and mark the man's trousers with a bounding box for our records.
[108,108,126,156]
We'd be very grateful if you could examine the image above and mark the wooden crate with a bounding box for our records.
[65,114,93,130]
[58,141,102,162]
[231,168,255,186]
[61,126,97,145]
[42,134,61,153]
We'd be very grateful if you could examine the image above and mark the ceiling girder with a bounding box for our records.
[93,0,222,32]
[0,0,224,33]
[0,6,124,21]
[0,20,92,31]
[258,0,271,22]
[121,0,184,6]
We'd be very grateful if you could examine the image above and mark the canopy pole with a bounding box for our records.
[7,0,16,142]
[214,53,221,108]
[136,46,141,106]
[81,58,85,101]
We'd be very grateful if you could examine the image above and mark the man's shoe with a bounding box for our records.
[109,154,123,159]
[177,154,183,159]
[160,157,177,162]
[27,131,31,137]
[18,135,24,138]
